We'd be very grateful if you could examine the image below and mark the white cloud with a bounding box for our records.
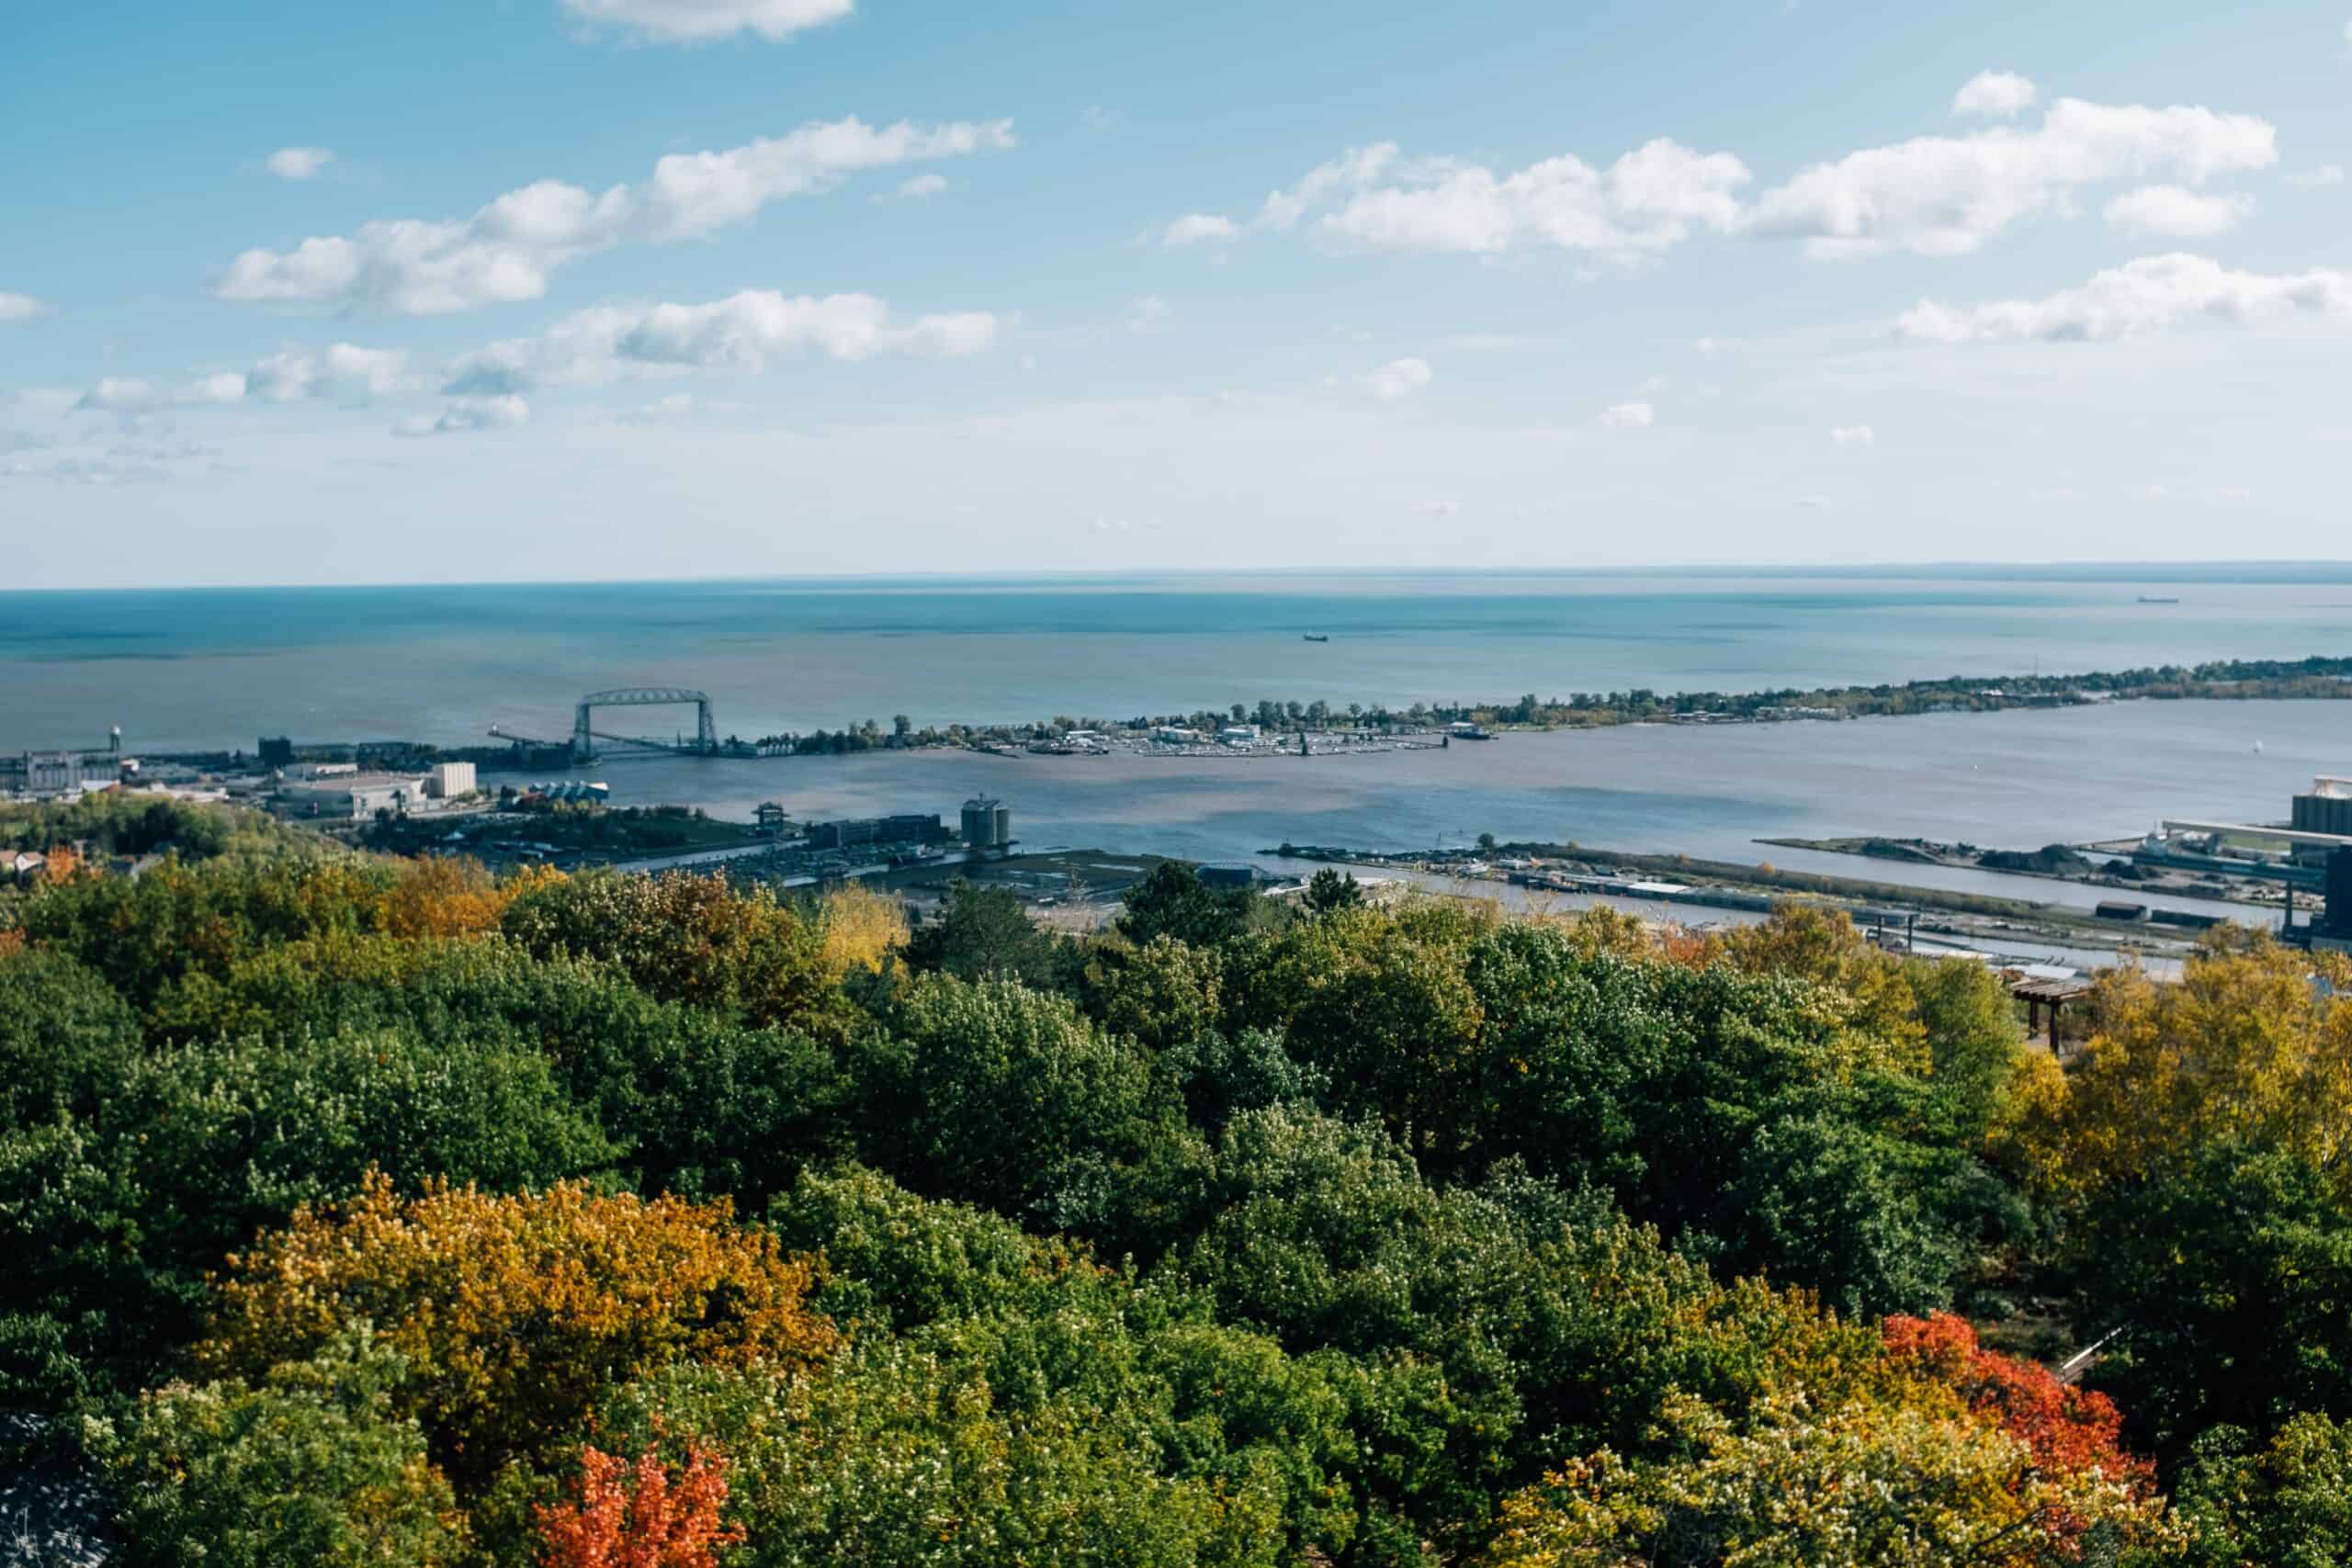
[74,373,248,413]
[1951,71,2037,119]
[1126,295,1172,336]
[895,173,948,198]
[1319,138,1749,258]
[1162,212,1239,246]
[1414,499,1460,515]
[1261,144,1400,230]
[1600,401,1654,428]
[1745,93,2275,259]
[2102,184,2251,236]
[266,147,335,180]
[0,292,51,322]
[1361,356,1433,400]
[1080,106,1119,132]
[1898,253,2352,343]
[444,289,1001,393]
[1794,494,1834,509]
[74,344,411,413]
[558,0,852,43]
[1829,423,1875,446]
[215,116,1013,314]
[2285,164,2346,187]
[244,343,411,402]
[395,395,531,438]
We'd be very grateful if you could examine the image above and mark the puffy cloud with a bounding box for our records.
[244,343,412,401]
[75,373,247,413]
[2285,164,2346,187]
[558,0,852,42]
[0,292,51,321]
[1261,144,1399,230]
[895,173,948,198]
[1829,424,1875,446]
[75,344,411,413]
[1320,139,1749,258]
[266,147,335,180]
[1952,71,2037,119]
[1744,93,2275,259]
[1600,401,1654,428]
[444,289,1001,393]
[215,116,1014,314]
[1898,253,2352,343]
[394,395,531,438]
[1162,212,1239,246]
[2102,184,2251,236]
[1361,356,1433,400]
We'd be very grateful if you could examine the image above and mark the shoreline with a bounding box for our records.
[37,653,2346,772]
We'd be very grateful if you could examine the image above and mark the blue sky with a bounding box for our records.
[4,0,2349,587]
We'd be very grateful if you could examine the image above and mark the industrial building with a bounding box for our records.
[2292,776,2352,838]
[278,773,429,820]
[806,814,951,852]
[2,728,128,797]
[425,761,477,799]
[2312,846,2352,954]
[961,795,1012,852]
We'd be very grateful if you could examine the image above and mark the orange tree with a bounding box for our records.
[536,1440,741,1568]
[199,1174,838,1488]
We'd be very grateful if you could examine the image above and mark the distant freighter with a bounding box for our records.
[1303,633,1330,642]
[2137,595,2180,604]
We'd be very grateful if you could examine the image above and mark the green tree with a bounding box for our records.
[1119,862,1266,949]
[902,878,1080,991]
[1303,868,1367,918]
[0,948,141,1132]
[0,1027,614,1388]
[846,973,1193,1231]
[500,869,854,1038]
[2077,1142,2352,1466]
[2173,1412,2352,1567]
[100,1329,465,1568]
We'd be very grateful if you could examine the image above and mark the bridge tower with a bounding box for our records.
[570,688,720,763]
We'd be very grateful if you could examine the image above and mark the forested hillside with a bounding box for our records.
[2,807,2346,1565]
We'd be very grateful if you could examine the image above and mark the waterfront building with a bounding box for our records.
[425,761,478,798]
[279,773,428,819]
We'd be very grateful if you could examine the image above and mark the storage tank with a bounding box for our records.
[961,795,1001,851]
[993,800,1012,848]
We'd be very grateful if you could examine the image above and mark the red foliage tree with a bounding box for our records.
[536,1440,744,1568]
[1883,1312,2154,1490]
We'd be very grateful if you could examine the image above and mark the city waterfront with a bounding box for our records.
[567,696,2342,920]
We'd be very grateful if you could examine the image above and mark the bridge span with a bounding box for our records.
[571,688,718,762]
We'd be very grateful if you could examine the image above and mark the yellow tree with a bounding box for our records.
[201,1174,838,1488]
[2013,936,2352,1202]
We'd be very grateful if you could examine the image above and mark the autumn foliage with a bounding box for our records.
[201,1173,837,1484]
[536,1440,742,1568]
[1883,1312,2152,1491]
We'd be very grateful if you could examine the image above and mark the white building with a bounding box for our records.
[425,761,477,798]
[279,773,428,820]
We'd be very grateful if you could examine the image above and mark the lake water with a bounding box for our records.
[3,570,2344,923]
[582,697,2346,920]
[3,568,2348,754]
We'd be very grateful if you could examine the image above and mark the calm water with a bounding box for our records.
[590,698,2347,919]
[3,569,2349,754]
